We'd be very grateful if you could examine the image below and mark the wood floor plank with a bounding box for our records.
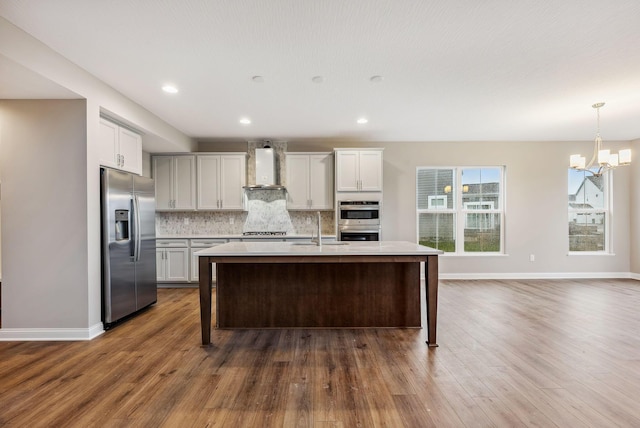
[1,279,640,427]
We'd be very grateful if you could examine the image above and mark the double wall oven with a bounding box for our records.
[337,200,381,241]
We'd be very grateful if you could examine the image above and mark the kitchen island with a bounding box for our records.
[196,241,442,347]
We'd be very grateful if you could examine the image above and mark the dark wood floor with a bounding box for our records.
[1,279,640,427]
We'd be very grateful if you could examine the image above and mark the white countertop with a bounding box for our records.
[194,241,442,257]
[157,234,336,240]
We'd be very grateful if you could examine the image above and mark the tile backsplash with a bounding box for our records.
[156,209,335,237]
[243,189,294,233]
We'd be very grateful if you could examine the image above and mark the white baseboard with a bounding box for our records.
[437,272,635,280]
[0,322,105,341]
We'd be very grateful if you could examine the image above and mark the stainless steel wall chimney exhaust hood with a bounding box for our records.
[244,147,286,190]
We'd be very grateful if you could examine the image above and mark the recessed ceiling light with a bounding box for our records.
[312,76,325,84]
[252,76,265,83]
[357,117,368,124]
[239,118,251,125]
[162,84,178,94]
[369,75,384,83]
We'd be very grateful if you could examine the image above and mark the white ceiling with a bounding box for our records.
[1,0,640,142]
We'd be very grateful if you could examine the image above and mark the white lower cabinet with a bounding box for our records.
[190,239,227,282]
[156,239,190,282]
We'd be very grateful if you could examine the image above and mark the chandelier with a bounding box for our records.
[569,102,631,176]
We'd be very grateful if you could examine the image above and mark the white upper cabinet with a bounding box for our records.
[335,149,383,192]
[197,154,246,210]
[98,118,142,175]
[196,155,220,209]
[286,153,334,210]
[117,127,142,174]
[153,155,196,210]
[98,119,119,169]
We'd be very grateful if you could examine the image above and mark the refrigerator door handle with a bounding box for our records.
[133,194,142,262]
[129,198,136,260]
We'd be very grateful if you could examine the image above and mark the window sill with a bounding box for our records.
[567,252,616,256]
[441,253,508,257]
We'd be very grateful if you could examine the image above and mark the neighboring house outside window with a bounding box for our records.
[568,169,610,252]
[417,167,504,254]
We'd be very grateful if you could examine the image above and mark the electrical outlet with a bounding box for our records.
[306,217,311,225]
[183,218,189,225]
[229,217,234,225]
[529,254,535,262]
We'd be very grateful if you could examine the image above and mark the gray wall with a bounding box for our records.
[0,100,89,327]
[285,140,633,277]
[630,139,640,275]
[0,18,194,338]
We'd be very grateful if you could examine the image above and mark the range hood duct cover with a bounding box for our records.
[244,147,286,190]
[256,147,275,185]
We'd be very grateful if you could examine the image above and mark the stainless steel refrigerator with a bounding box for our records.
[100,167,157,328]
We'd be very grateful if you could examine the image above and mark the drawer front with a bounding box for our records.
[191,239,228,248]
[156,239,189,248]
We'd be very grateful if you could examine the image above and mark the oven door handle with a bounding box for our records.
[340,206,379,210]
[340,229,381,234]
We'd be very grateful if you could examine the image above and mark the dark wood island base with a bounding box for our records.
[199,251,439,347]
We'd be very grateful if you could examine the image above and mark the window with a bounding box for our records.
[428,195,447,209]
[464,202,496,230]
[417,167,504,254]
[568,169,610,252]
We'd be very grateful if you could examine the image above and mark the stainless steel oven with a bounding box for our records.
[338,200,381,241]
[338,201,380,225]
[339,225,380,241]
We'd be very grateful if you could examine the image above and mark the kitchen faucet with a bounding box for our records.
[311,211,322,246]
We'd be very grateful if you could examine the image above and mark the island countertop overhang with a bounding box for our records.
[194,240,443,257]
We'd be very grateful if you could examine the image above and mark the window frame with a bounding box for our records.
[416,166,505,255]
[567,169,612,254]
